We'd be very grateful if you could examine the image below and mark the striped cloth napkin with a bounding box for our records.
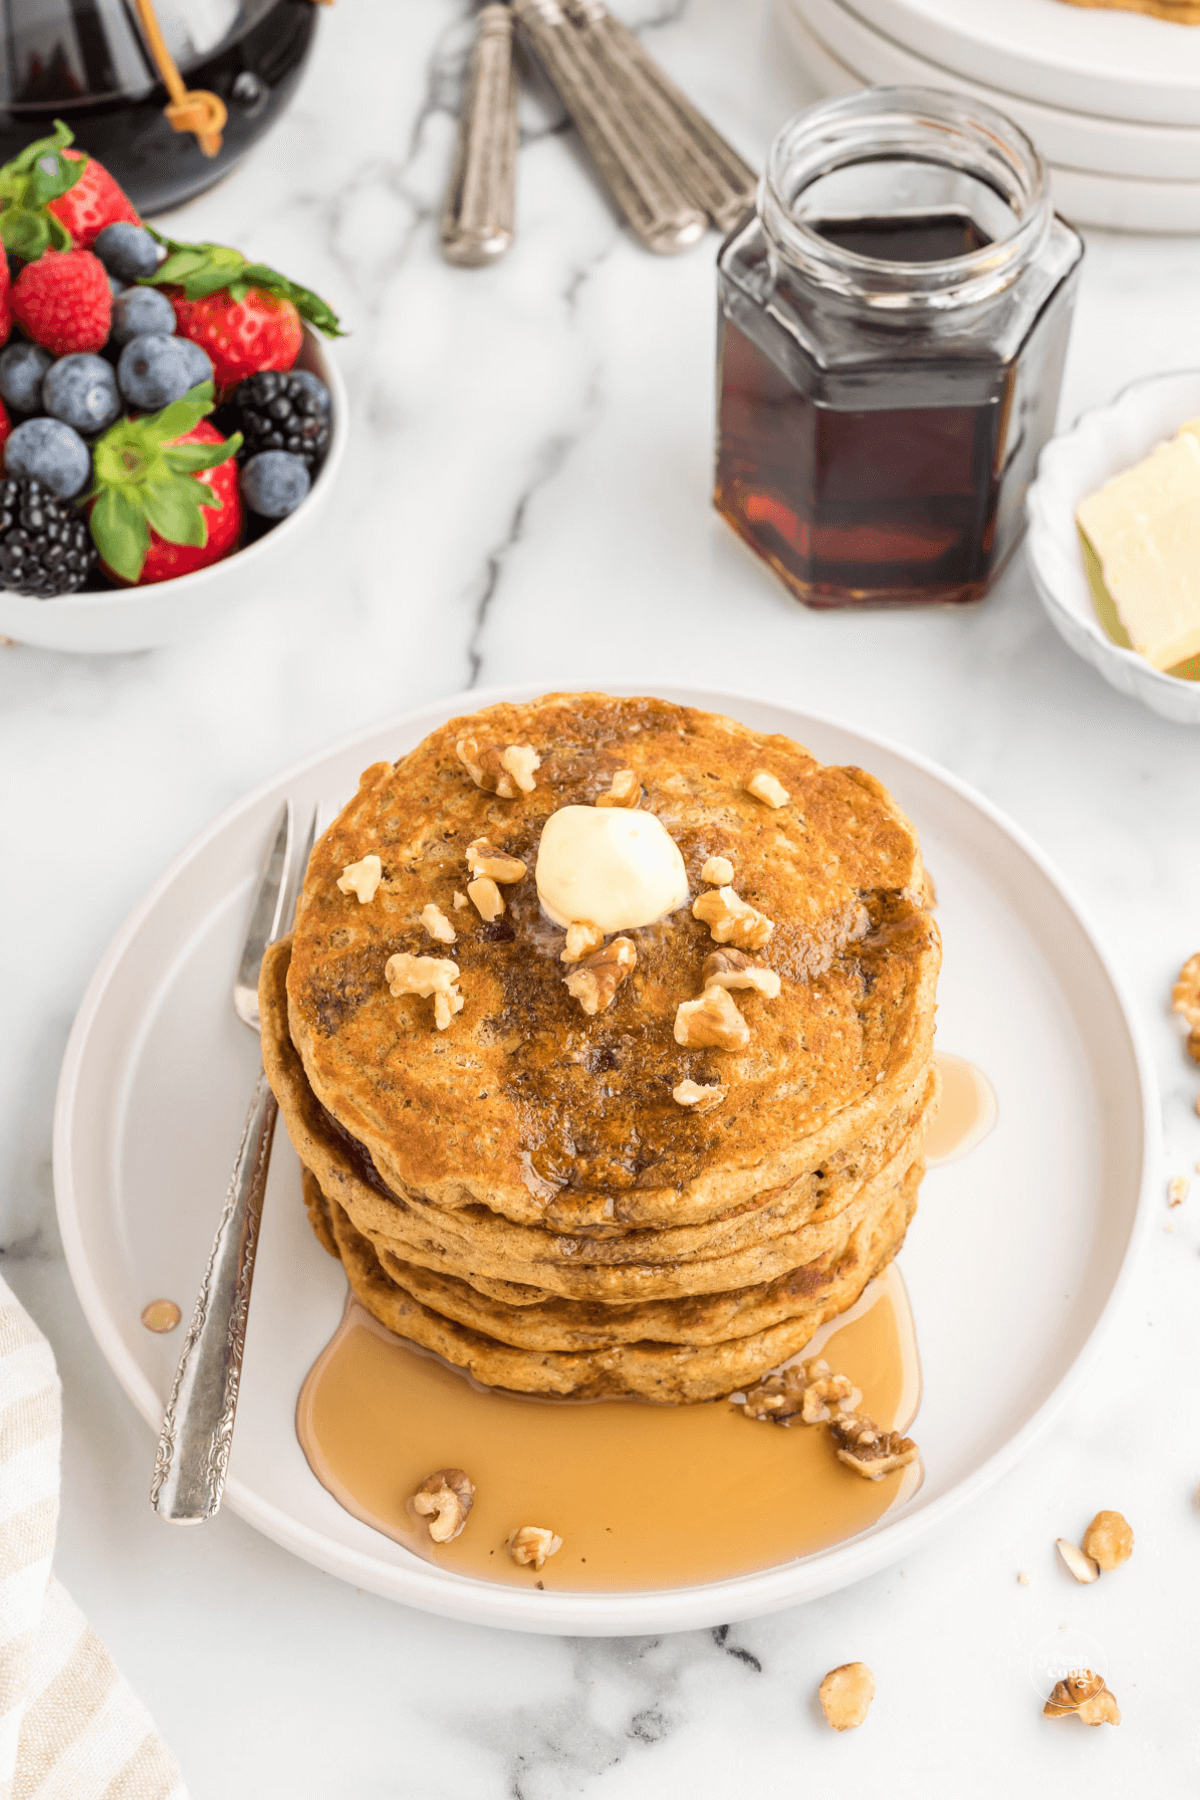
[0,1275,187,1800]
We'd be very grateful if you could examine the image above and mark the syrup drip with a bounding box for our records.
[926,1053,998,1166]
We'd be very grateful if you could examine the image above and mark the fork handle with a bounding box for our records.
[441,4,519,265]
[150,1067,277,1522]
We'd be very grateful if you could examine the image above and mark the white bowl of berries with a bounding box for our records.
[0,123,346,655]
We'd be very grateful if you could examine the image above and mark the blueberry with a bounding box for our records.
[5,418,90,498]
[0,340,52,414]
[117,334,194,410]
[42,354,121,435]
[240,451,310,519]
[110,287,176,346]
[93,222,160,284]
[107,275,126,299]
[176,337,213,392]
[288,370,331,414]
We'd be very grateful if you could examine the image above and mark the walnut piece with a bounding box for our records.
[420,903,456,945]
[565,937,636,1015]
[337,853,382,904]
[410,1467,474,1543]
[692,886,774,951]
[466,838,527,883]
[595,769,641,809]
[453,890,468,910]
[1056,1537,1100,1584]
[1044,1671,1121,1726]
[819,1663,875,1731]
[455,738,541,798]
[701,855,734,885]
[560,919,605,965]
[1168,1175,1189,1207]
[828,1413,918,1480]
[384,953,464,1031]
[745,769,789,809]
[703,947,781,999]
[801,1373,862,1424]
[672,1078,726,1112]
[1172,951,1200,1062]
[1081,1510,1134,1572]
[506,1525,562,1569]
[468,876,505,922]
[740,1357,830,1423]
[674,984,750,1050]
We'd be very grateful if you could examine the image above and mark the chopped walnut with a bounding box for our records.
[1172,952,1200,1062]
[745,769,789,809]
[595,769,641,809]
[453,890,468,910]
[828,1413,918,1480]
[337,853,382,904]
[565,937,636,1015]
[1168,1175,1189,1207]
[740,1357,829,1423]
[702,947,781,999]
[819,1663,875,1731]
[1055,1538,1099,1584]
[1081,1510,1134,1572]
[692,886,774,951]
[506,1525,562,1569]
[420,903,456,945]
[672,1078,726,1112]
[466,838,527,883]
[801,1373,862,1424]
[560,919,605,965]
[410,1467,474,1543]
[384,953,464,1030]
[468,876,505,922]
[455,738,541,798]
[1044,1671,1121,1726]
[674,984,750,1050]
[701,855,734,885]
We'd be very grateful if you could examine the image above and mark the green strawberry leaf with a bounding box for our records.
[142,479,211,547]
[88,384,237,579]
[142,384,216,447]
[0,119,87,258]
[164,432,242,474]
[140,232,345,337]
[90,486,149,583]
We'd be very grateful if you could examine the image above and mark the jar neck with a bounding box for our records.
[759,88,1052,314]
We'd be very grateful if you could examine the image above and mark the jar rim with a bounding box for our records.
[761,87,1051,309]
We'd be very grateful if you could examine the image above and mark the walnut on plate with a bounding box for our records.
[674,984,750,1050]
[827,1413,917,1480]
[456,738,541,798]
[565,937,636,1015]
[466,838,527,883]
[800,1373,862,1424]
[692,886,774,951]
[818,1662,875,1731]
[384,952,464,1030]
[702,947,781,999]
[595,768,641,809]
[741,1357,830,1423]
[672,1078,726,1113]
[337,853,382,904]
[560,920,605,964]
[1081,1510,1134,1572]
[1055,1538,1099,1584]
[410,1468,474,1542]
[506,1525,562,1569]
[420,903,456,945]
[1043,1670,1121,1727]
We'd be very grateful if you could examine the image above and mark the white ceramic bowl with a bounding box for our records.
[0,324,346,655]
[1026,371,1200,728]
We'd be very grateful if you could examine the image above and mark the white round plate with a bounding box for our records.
[1027,371,1200,726]
[779,2,1200,232]
[842,0,1200,126]
[53,686,1155,1635]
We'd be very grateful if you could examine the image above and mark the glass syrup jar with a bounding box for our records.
[714,87,1084,609]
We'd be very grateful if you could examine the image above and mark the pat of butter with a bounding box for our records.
[1077,420,1200,672]
[536,805,689,934]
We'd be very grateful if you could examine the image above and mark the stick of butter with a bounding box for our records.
[1077,419,1200,672]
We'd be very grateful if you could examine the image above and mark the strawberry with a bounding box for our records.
[0,254,10,349]
[12,250,110,355]
[140,234,343,390]
[47,147,139,250]
[87,383,243,586]
[0,397,11,457]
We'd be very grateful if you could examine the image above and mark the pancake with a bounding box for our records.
[283,693,940,1231]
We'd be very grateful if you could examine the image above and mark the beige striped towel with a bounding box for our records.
[0,1277,187,1800]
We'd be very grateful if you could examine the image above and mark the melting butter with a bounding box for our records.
[535,804,688,932]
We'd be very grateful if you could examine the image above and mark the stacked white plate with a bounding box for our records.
[778,0,1200,232]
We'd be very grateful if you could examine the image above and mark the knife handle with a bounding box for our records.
[150,1068,277,1522]
[512,0,706,255]
[565,0,757,232]
[441,4,519,266]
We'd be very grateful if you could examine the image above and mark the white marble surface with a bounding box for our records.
[3,0,1200,1792]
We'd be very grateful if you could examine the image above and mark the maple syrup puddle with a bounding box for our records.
[295,1057,994,1591]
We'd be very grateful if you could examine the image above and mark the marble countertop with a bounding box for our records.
[3,0,1199,1792]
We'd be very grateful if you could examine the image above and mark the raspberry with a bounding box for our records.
[12,251,111,356]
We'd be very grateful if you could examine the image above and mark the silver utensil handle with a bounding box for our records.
[150,1068,278,1523]
[441,4,519,266]
[566,1,757,232]
[512,0,706,255]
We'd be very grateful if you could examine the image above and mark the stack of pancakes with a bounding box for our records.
[260,693,941,1402]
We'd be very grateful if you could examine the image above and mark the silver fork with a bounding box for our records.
[150,800,317,1524]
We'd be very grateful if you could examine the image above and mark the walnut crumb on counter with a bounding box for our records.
[1168,1175,1189,1207]
[1055,1537,1099,1584]
[819,1663,875,1731]
[1081,1510,1133,1571]
[337,854,382,904]
[1043,1671,1120,1726]
[410,1468,474,1542]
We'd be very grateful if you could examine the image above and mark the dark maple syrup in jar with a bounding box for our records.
[715,92,1083,610]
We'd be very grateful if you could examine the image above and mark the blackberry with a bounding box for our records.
[0,477,96,598]
[232,370,331,471]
